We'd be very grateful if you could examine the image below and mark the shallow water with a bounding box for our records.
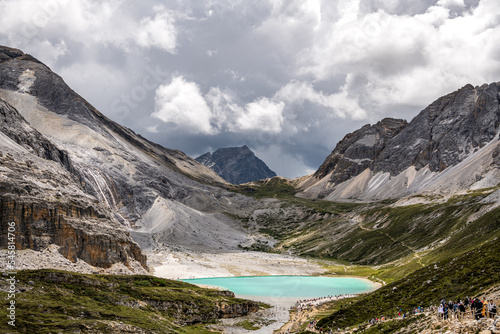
[182,276,377,333]
[182,275,374,299]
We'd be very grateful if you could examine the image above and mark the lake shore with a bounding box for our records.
[149,249,381,333]
[148,248,329,280]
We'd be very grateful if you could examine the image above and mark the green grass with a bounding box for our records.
[321,263,382,278]
[233,177,298,199]
[316,237,500,330]
[229,180,500,333]
[362,315,426,334]
[235,320,261,330]
[0,270,261,333]
[248,187,500,283]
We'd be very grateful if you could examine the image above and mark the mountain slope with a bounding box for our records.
[0,46,225,186]
[0,269,260,333]
[316,236,500,331]
[0,45,258,269]
[0,97,147,270]
[299,83,500,201]
[196,145,277,184]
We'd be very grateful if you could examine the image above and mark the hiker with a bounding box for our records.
[488,300,497,318]
[438,304,444,320]
[474,298,484,320]
[459,302,466,320]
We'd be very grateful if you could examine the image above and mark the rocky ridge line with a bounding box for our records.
[196,145,277,184]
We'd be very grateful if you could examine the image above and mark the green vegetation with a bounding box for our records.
[233,177,297,199]
[316,237,500,330]
[235,320,261,330]
[232,181,500,332]
[362,315,426,334]
[0,270,261,334]
[244,182,500,284]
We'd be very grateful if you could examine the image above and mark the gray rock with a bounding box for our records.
[309,82,500,199]
[0,45,260,269]
[196,145,277,184]
[374,83,500,175]
[314,118,408,184]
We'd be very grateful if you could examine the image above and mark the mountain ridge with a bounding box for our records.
[196,145,277,184]
[0,45,258,270]
[299,82,500,201]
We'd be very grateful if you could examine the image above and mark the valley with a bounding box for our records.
[1,45,500,333]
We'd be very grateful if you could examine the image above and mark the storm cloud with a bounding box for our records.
[0,0,498,177]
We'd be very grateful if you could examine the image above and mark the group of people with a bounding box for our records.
[294,294,357,310]
[437,297,497,321]
[285,296,497,333]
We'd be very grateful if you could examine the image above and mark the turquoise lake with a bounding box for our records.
[182,276,375,299]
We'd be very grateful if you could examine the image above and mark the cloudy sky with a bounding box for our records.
[1,0,499,177]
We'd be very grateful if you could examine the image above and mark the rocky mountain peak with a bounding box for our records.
[0,45,253,271]
[196,146,277,184]
[302,81,500,201]
[0,45,44,65]
[314,117,408,183]
[373,81,500,175]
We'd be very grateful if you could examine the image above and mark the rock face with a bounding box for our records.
[0,97,147,269]
[196,145,277,184]
[314,118,408,184]
[0,197,147,269]
[0,45,258,269]
[373,83,500,175]
[300,83,500,201]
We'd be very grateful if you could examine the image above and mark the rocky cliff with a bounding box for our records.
[0,45,259,269]
[313,118,408,183]
[196,145,277,184]
[300,82,500,201]
[0,97,147,269]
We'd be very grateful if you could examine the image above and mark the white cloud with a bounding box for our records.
[135,6,177,53]
[205,86,286,134]
[0,0,179,56]
[146,125,159,133]
[437,0,466,8]
[237,98,285,133]
[23,39,69,67]
[152,78,286,135]
[2,0,500,178]
[152,76,214,134]
[205,87,242,132]
[275,80,367,120]
[295,0,500,112]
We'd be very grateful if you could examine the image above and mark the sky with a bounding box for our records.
[1,0,499,178]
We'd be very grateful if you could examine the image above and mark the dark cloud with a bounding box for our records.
[1,0,499,178]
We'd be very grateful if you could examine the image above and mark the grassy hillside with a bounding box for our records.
[316,237,500,330]
[240,180,500,283]
[0,270,261,334]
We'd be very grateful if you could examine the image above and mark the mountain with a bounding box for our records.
[195,145,277,184]
[244,81,500,270]
[0,45,258,270]
[299,82,500,201]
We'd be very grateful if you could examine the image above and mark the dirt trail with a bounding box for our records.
[358,223,424,267]
[277,295,357,333]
